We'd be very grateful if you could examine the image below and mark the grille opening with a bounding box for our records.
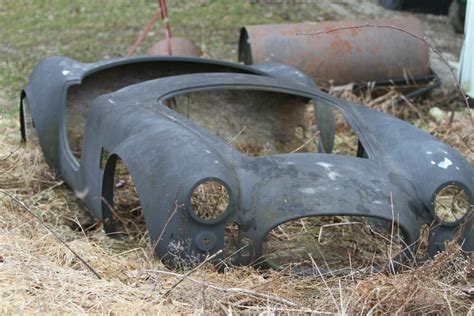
[103,156,147,244]
[434,184,470,223]
[190,180,230,220]
[65,62,255,161]
[262,216,403,271]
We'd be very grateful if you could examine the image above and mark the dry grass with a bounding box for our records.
[1,0,472,313]
[263,216,404,272]
[1,86,473,314]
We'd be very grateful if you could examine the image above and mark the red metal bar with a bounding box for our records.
[127,8,161,56]
[159,0,172,55]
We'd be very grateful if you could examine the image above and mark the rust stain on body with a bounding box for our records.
[331,39,352,54]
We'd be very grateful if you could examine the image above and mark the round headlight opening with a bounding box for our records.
[191,180,230,221]
[434,184,470,224]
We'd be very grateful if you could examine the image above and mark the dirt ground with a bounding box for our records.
[0,0,472,314]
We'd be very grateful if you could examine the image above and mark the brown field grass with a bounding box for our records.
[1,1,473,313]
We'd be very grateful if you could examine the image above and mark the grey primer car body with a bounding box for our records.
[21,56,473,271]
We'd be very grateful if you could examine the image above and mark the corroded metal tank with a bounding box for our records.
[239,17,430,84]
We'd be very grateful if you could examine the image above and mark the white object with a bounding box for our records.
[459,0,474,97]
[429,106,446,122]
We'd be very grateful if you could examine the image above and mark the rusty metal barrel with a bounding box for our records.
[239,17,430,85]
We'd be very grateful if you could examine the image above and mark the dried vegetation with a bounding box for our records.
[0,1,472,313]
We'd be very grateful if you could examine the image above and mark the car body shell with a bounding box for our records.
[21,56,473,269]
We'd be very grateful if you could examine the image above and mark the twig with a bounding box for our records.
[308,253,341,314]
[158,0,172,55]
[290,132,319,153]
[395,288,418,315]
[127,1,172,56]
[228,305,331,314]
[453,130,473,153]
[389,193,396,274]
[298,23,473,127]
[365,289,397,314]
[397,93,423,118]
[144,268,299,306]
[30,180,64,205]
[152,196,183,252]
[163,249,223,296]
[443,288,455,316]
[449,102,458,125]
[317,221,364,243]
[338,279,346,315]
[101,196,133,236]
[0,190,102,279]
[0,166,15,177]
[215,244,248,269]
[0,144,20,161]
[227,126,246,144]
